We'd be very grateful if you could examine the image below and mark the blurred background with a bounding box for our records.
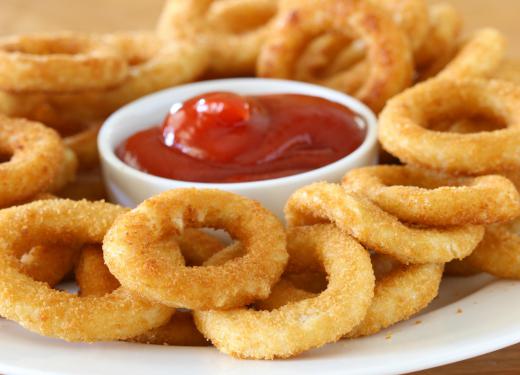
[0,0,519,56]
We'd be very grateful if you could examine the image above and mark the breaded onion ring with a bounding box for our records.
[438,28,507,80]
[0,32,127,93]
[415,2,462,80]
[76,232,224,346]
[379,79,520,175]
[257,0,413,112]
[342,165,520,226]
[157,0,277,77]
[285,182,485,264]
[0,199,173,342]
[347,255,443,337]
[194,225,374,359]
[465,219,520,279]
[104,189,288,310]
[0,115,66,207]
[377,0,429,52]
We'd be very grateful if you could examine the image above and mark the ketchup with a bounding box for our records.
[117,92,367,183]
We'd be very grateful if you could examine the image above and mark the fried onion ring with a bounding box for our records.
[0,199,173,342]
[157,0,277,77]
[76,238,218,346]
[285,182,484,264]
[342,165,520,226]
[46,147,78,193]
[379,79,520,175]
[438,28,507,80]
[0,115,66,207]
[194,225,374,359]
[464,219,520,279]
[0,32,127,93]
[414,2,462,80]
[103,189,288,310]
[256,0,413,112]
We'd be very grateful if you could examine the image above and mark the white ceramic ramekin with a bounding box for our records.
[98,78,378,217]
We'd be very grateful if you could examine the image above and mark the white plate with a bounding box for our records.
[0,275,519,375]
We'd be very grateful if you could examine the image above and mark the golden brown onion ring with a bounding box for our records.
[103,189,288,310]
[342,165,520,226]
[0,115,66,208]
[0,32,128,93]
[257,0,413,112]
[285,182,484,264]
[194,225,374,359]
[415,2,462,80]
[0,200,173,342]
[63,122,101,171]
[465,219,520,279]
[157,0,277,77]
[438,28,507,80]
[379,79,520,175]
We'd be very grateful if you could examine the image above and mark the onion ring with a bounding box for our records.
[342,165,520,226]
[438,28,507,80]
[0,115,66,207]
[76,234,223,346]
[347,255,443,338]
[285,182,485,264]
[464,219,520,279]
[256,0,413,112]
[157,0,277,77]
[379,79,520,175]
[194,225,374,359]
[0,32,128,93]
[415,2,462,80]
[0,199,173,342]
[103,188,288,310]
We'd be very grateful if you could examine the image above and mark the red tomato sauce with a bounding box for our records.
[117,92,367,183]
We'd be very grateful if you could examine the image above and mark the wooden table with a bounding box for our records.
[0,0,518,374]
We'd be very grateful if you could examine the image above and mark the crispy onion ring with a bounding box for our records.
[194,225,374,359]
[347,255,443,337]
[464,219,520,279]
[0,32,127,93]
[63,122,101,171]
[438,28,507,80]
[342,166,520,226]
[0,200,173,342]
[377,0,429,52]
[415,2,462,80]
[379,79,520,175]
[103,189,288,310]
[0,115,66,207]
[0,33,209,124]
[157,0,277,77]
[76,233,222,346]
[257,0,413,112]
[285,182,484,264]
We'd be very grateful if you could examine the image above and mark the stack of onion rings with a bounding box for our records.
[256,0,413,112]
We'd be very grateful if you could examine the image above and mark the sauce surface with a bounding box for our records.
[117,92,367,183]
